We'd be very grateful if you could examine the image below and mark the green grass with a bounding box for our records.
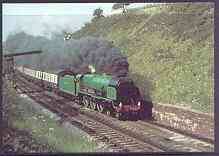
[6,84,98,152]
[13,111,97,152]
[72,3,214,113]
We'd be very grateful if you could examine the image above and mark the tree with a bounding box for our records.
[93,8,104,18]
[112,3,130,14]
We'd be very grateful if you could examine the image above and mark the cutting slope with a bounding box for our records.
[73,3,214,113]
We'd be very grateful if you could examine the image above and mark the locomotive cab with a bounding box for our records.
[114,79,145,120]
[117,81,142,107]
[116,80,153,120]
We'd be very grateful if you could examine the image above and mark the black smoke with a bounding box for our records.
[4,31,129,77]
[64,37,129,77]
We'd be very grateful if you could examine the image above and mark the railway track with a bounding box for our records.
[12,73,214,152]
[77,106,213,152]
[14,76,163,152]
[144,120,214,144]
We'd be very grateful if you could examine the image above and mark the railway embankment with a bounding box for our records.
[152,103,214,142]
[72,3,214,114]
[2,80,56,153]
[13,73,214,152]
[16,71,214,145]
[2,79,109,153]
[71,3,214,141]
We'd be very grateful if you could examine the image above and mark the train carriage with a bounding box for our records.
[16,66,152,120]
[43,72,58,88]
[35,71,41,79]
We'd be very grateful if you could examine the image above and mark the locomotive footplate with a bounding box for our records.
[116,105,141,113]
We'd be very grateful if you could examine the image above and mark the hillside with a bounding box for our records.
[72,3,214,113]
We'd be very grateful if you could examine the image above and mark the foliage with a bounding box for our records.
[72,3,214,113]
[112,3,130,14]
[3,3,214,113]
[3,83,98,152]
[93,8,104,18]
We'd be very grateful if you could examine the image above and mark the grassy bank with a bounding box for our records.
[4,81,98,152]
[72,3,214,113]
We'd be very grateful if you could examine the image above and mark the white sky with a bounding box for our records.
[3,3,147,15]
[2,3,148,41]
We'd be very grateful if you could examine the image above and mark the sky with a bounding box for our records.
[2,3,147,41]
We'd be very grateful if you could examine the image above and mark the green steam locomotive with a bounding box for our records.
[17,65,153,120]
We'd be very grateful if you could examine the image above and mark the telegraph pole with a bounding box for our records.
[3,50,43,88]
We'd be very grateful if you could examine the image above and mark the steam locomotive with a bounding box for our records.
[16,66,153,120]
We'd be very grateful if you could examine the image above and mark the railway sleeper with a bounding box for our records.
[109,139,134,145]
[99,135,124,141]
[14,77,185,152]
[98,133,122,138]
[91,135,105,140]
[95,129,117,133]
[121,145,145,150]
[117,142,141,147]
[110,148,127,152]
[107,141,121,147]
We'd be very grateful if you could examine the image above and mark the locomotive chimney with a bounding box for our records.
[88,65,96,73]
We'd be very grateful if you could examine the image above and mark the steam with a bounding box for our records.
[4,31,129,77]
[64,36,129,77]
[88,65,96,73]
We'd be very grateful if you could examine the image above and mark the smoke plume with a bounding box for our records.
[4,31,129,77]
[65,36,129,77]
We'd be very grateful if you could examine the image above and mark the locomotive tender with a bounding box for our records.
[16,66,152,120]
